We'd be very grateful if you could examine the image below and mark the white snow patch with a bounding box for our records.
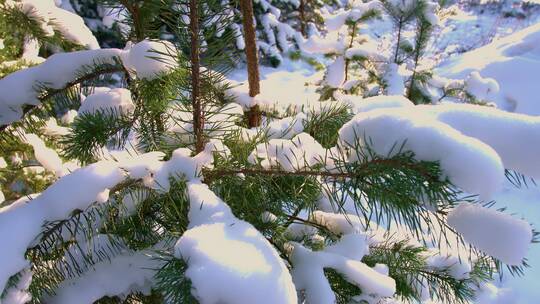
[447,203,532,266]
[78,88,134,116]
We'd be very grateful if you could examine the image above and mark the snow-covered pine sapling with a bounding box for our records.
[422,71,501,106]
[268,0,326,38]
[302,1,382,100]
[380,0,440,103]
[250,0,306,66]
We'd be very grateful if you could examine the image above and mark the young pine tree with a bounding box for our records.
[0,1,537,304]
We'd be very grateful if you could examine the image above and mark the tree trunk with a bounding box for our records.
[190,0,204,153]
[299,0,306,36]
[240,0,262,127]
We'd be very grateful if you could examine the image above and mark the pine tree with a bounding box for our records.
[0,1,538,304]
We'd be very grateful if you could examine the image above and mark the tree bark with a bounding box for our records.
[240,0,262,127]
[299,0,306,36]
[190,0,204,153]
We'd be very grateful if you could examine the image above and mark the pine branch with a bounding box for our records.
[407,19,432,101]
[61,108,133,164]
[363,240,492,304]
[154,252,198,304]
[394,17,403,63]
[203,158,439,183]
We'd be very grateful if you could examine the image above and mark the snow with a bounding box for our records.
[0,162,125,292]
[2,1,540,302]
[325,56,346,88]
[420,102,540,179]
[78,88,134,115]
[0,49,124,125]
[100,5,128,31]
[42,117,70,137]
[121,40,179,80]
[338,106,505,199]
[1,269,32,304]
[464,71,500,101]
[145,140,229,191]
[345,42,386,61]
[174,182,297,304]
[290,241,395,304]
[425,251,472,280]
[265,113,307,139]
[312,211,365,235]
[474,282,514,304]
[22,133,65,177]
[325,233,370,261]
[447,202,533,266]
[0,39,180,126]
[492,181,540,303]
[60,110,78,124]
[383,63,406,95]
[422,1,440,25]
[301,34,346,54]
[437,22,540,115]
[6,0,99,49]
[226,64,322,112]
[248,133,326,172]
[46,250,160,304]
[338,94,414,114]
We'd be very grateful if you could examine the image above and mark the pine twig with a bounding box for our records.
[202,158,437,183]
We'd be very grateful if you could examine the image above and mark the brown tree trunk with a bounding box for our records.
[190,0,204,153]
[120,0,144,41]
[299,0,306,36]
[240,0,262,127]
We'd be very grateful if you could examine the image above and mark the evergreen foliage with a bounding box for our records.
[0,1,537,303]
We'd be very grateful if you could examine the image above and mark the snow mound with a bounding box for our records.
[122,40,179,80]
[226,68,322,112]
[248,133,326,172]
[437,22,540,115]
[338,94,414,114]
[447,203,533,265]
[78,88,134,115]
[420,103,540,179]
[22,133,64,176]
[175,182,297,304]
[290,240,395,304]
